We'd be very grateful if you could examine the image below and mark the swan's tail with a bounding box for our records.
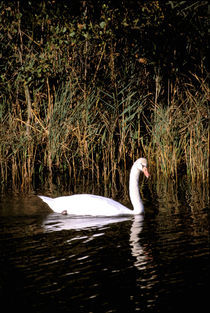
[38,195,55,210]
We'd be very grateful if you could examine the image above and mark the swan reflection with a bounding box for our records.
[130,214,146,270]
[42,213,131,231]
[43,213,153,277]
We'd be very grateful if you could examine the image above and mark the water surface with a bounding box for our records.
[0,189,209,313]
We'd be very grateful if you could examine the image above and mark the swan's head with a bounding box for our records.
[134,158,150,178]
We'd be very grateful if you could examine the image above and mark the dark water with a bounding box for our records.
[0,189,209,313]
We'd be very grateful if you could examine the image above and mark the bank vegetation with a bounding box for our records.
[0,1,208,191]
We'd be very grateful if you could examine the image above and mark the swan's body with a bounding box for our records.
[38,158,149,216]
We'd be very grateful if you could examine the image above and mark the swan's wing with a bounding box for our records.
[38,195,56,210]
[52,194,131,216]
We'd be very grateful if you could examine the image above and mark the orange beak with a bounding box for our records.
[142,167,150,178]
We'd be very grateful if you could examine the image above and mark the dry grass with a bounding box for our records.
[0,77,208,192]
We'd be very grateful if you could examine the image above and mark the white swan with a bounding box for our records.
[38,158,149,216]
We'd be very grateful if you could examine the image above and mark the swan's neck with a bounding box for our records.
[129,165,144,214]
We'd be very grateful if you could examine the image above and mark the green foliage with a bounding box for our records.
[0,0,208,189]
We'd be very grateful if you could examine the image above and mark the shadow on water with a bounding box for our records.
[0,179,209,313]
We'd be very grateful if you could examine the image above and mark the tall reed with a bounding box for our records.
[146,76,208,184]
[0,77,208,191]
[181,77,209,184]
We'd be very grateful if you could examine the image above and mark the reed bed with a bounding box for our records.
[1,1,208,193]
[0,76,208,192]
[148,76,208,183]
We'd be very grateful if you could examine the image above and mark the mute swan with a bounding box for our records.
[38,158,149,216]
